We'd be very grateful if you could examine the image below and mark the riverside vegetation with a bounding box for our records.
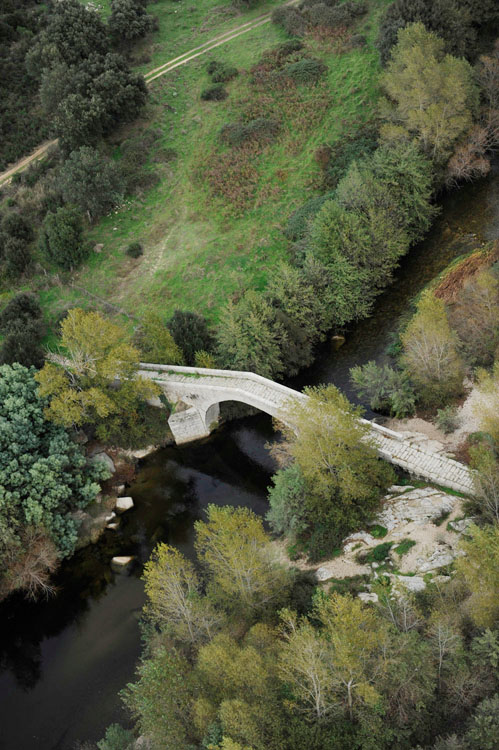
[1,0,499,748]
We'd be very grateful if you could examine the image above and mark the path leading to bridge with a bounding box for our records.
[138,363,474,496]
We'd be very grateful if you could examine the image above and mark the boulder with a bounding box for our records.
[394,575,426,593]
[115,484,126,496]
[111,556,134,572]
[116,496,134,513]
[107,522,120,530]
[358,592,379,604]
[131,445,157,460]
[90,452,115,475]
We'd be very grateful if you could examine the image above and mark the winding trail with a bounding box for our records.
[0,0,298,186]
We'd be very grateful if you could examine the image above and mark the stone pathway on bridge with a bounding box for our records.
[138,363,474,496]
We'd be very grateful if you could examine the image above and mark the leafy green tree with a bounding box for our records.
[97,724,134,750]
[121,647,194,750]
[35,308,159,438]
[350,361,416,417]
[376,0,476,66]
[168,310,214,366]
[2,212,34,243]
[194,505,291,612]
[3,236,31,278]
[28,0,109,70]
[0,293,45,368]
[216,292,286,379]
[280,385,394,557]
[465,694,499,750]
[195,625,286,750]
[108,0,155,45]
[39,205,86,270]
[381,23,478,164]
[59,146,125,221]
[448,268,499,367]
[469,445,499,523]
[401,292,465,406]
[134,312,184,365]
[456,523,499,628]
[266,465,308,542]
[473,360,499,446]
[265,263,327,375]
[143,544,223,646]
[0,363,105,560]
[279,593,390,722]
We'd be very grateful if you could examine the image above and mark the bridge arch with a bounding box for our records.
[137,362,474,495]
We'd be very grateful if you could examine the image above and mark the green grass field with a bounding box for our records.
[32,1,391,333]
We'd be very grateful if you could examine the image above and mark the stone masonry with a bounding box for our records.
[138,363,474,495]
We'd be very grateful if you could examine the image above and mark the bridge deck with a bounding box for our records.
[138,363,474,495]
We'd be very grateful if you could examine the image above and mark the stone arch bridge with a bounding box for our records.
[138,363,473,495]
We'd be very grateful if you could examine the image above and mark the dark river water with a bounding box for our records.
[0,164,498,750]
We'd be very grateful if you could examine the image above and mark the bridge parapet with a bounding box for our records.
[138,363,474,495]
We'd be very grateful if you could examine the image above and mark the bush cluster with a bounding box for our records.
[206,60,238,83]
[201,84,228,102]
[272,0,368,37]
[220,117,280,147]
[126,241,143,258]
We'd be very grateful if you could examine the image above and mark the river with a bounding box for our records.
[0,163,498,749]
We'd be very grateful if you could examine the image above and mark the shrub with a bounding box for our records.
[206,61,238,83]
[0,293,46,368]
[350,361,416,418]
[126,241,143,258]
[364,542,393,563]
[436,405,460,434]
[394,538,416,556]
[201,84,228,101]
[271,6,307,37]
[370,524,388,539]
[281,58,327,84]
[220,117,280,147]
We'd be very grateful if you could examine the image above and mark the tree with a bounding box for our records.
[401,292,465,406]
[376,0,476,66]
[97,724,134,750]
[28,0,109,70]
[194,505,291,612]
[108,0,155,45]
[2,212,34,243]
[196,625,285,750]
[35,308,159,438]
[3,236,31,278]
[0,293,45,369]
[134,312,184,365]
[279,385,394,557]
[0,364,105,562]
[121,647,194,750]
[472,360,499,446]
[448,268,499,366]
[465,694,499,750]
[350,361,416,418]
[266,465,308,542]
[142,544,222,646]
[265,263,327,375]
[59,146,125,220]
[381,23,479,164]
[469,446,499,523]
[168,310,214,366]
[216,292,286,379]
[279,593,390,722]
[455,523,499,628]
[39,205,86,270]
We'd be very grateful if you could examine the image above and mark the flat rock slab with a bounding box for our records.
[111,556,134,572]
[116,496,134,513]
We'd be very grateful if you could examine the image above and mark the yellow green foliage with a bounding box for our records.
[456,523,499,628]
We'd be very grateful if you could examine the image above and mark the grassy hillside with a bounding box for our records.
[37,1,389,331]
